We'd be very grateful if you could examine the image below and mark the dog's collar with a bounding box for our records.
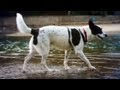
[83,28,87,43]
[79,28,87,44]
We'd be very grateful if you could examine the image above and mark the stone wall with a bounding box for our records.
[0,15,120,34]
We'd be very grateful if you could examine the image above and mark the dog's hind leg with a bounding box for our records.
[64,50,72,70]
[39,50,53,71]
[22,37,36,72]
[41,54,53,71]
[76,51,96,70]
[34,39,54,71]
[23,51,35,72]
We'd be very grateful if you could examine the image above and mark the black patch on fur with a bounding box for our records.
[31,28,39,45]
[71,28,80,46]
[89,20,102,35]
[67,28,72,47]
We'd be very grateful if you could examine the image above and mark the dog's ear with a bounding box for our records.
[88,18,102,35]
[88,18,95,29]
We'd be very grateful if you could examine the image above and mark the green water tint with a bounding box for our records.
[0,37,29,53]
[84,35,120,53]
[0,35,120,53]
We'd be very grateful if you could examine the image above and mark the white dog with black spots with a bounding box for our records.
[16,13,107,72]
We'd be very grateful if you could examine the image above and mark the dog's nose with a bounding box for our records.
[105,34,108,37]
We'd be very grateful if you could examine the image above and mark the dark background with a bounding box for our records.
[0,0,120,16]
[0,11,120,16]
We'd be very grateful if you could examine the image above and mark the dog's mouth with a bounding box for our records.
[97,35,103,40]
[97,34,108,40]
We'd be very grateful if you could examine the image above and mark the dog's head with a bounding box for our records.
[89,19,107,40]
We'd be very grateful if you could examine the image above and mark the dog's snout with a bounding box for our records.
[105,34,108,37]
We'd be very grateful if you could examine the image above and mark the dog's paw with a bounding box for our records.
[88,66,96,70]
[22,70,27,73]
[48,69,54,72]
[48,69,60,72]
[65,66,71,70]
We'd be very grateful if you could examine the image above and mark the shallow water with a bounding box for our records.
[1,35,120,54]
[0,35,120,79]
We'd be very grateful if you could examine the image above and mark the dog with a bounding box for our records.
[16,13,107,72]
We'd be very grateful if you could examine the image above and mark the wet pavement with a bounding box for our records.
[0,51,120,79]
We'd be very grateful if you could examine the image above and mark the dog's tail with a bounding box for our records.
[16,13,31,34]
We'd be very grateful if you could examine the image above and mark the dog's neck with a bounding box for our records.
[79,28,87,43]
[80,26,93,42]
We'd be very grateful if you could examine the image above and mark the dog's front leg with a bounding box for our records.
[64,50,71,70]
[77,51,96,70]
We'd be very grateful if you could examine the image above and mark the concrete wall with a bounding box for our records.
[0,15,120,34]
